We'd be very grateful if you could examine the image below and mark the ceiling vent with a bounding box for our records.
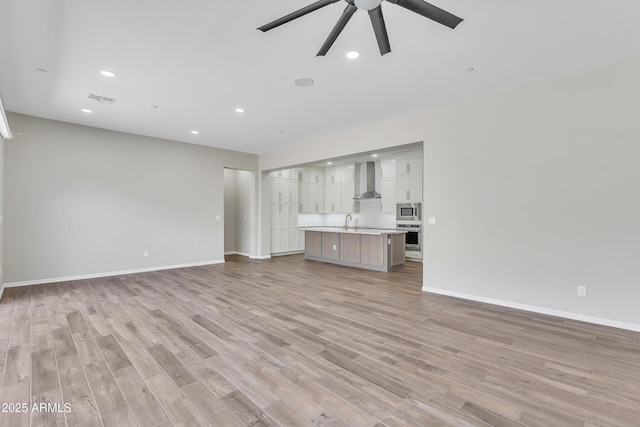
[87,93,116,105]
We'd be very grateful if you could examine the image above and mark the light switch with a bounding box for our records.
[215,215,221,220]
[428,217,436,225]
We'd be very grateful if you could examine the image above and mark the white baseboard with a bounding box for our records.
[3,259,226,288]
[0,286,4,301]
[250,255,272,260]
[270,250,304,257]
[225,251,252,257]
[422,286,640,332]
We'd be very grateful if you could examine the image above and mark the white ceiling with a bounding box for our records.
[1,0,640,154]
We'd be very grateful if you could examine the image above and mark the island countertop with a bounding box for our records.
[301,227,406,236]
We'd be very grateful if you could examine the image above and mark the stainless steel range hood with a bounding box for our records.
[354,161,381,199]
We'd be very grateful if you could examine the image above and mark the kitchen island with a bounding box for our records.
[304,228,406,272]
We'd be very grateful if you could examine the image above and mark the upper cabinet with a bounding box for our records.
[395,153,422,202]
[324,164,355,213]
[270,169,298,203]
[396,157,422,177]
[380,159,396,179]
[299,167,324,213]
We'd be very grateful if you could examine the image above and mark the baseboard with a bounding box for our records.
[271,250,304,257]
[422,286,640,333]
[3,259,226,288]
[250,255,272,260]
[225,251,252,257]
[0,285,4,302]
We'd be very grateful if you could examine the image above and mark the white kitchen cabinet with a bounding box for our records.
[324,183,340,213]
[324,164,354,213]
[341,181,355,213]
[380,159,396,179]
[395,152,423,202]
[381,178,396,213]
[270,169,300,253]
[396,157,422,176]
[341,165,355,183]
[396,174,423,202]
[302,167,324,184]
[298,229,306,251]
[309,183,323,213]
[325,166,342,184]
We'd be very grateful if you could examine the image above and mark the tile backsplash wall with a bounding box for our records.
[298,212,396,229]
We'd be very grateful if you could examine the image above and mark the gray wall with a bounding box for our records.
[4,113,257,284]
[259,55,640,329]
[0,137,4,296]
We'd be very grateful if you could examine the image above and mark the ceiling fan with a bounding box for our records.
[258,0,463,56]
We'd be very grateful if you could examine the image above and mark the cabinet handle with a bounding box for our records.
[406,163,411,174]
[279,192,282,202]
[406,190,410,201]
[332,204,335,212]
[315,204,318,212]
[289,193,292,202]
[279,205,282,213]
[315,175,318,183]
[299,204,303,211]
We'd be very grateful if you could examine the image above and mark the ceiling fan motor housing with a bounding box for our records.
[355,0,383,10]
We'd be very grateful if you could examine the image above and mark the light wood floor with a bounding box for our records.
[1,255,639,426]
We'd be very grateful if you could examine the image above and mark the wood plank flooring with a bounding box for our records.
[1,254,639,426]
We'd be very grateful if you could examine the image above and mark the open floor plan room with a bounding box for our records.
[1,255,638,426]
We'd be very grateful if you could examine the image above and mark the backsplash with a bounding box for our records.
[298,212,396,229]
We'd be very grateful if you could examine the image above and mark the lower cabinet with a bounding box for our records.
[304,231,405,272]
[340,234,360,263]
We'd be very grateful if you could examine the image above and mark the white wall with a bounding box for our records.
[4,114,258,284]
[259,55,640,330]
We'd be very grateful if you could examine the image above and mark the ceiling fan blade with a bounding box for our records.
[258,0,341,32]
[368,5,391,55]
[317,3,358,56]
[388,0,463,29]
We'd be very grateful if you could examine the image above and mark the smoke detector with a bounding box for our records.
[87,93,116,105]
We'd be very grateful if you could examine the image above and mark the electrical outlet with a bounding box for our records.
[428,217,436,225]
[332,244,337,250]
[215,215,221,220]
[143,251,149,257]
[577,285,587,297]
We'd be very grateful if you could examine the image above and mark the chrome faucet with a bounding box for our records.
[344,214,352,231]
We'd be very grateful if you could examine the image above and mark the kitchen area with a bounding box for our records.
[269,145,423,269]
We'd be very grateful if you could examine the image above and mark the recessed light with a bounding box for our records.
[81,109,93,113]
[146,104,158,109]
[100,70,116,77]
[191,130,199,135]
[371,154,378,158]
[294,77,314,87]
[346,51,361,59]
[235,108,245,113]
[327,162,332,165]
[466,67,475,72]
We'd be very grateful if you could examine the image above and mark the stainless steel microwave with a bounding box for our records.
[396,203,421,220]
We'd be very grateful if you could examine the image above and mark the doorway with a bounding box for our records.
[223,168,254,257]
